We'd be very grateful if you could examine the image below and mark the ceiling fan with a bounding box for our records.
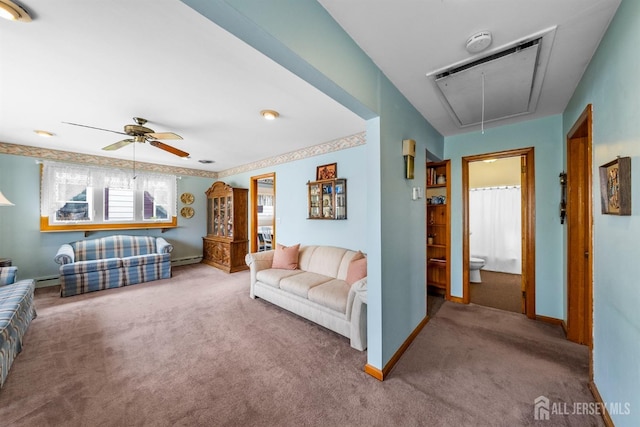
[63,117,189,158]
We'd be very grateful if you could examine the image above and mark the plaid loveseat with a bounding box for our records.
[54,235,173,297]
[0,266,37,387]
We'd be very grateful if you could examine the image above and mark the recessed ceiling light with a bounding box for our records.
[260,110,279,120]
[0,0,32,22]
[198,159,215,164]
[34,130,55,137]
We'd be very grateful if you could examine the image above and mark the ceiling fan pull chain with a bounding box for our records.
[133,140,137,180]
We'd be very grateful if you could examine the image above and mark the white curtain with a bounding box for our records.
[41,161,176,218]
[469,186,521,274]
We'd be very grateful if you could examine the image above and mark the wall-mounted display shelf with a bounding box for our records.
[307,178,347,220]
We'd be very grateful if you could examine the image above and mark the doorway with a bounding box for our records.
[566,105,593,347]
[250,173,276,253]
[462,148,536,319]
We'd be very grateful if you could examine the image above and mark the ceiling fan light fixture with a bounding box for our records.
[466,31,492,54]
[0,0,31,22]
[260,110,279,120]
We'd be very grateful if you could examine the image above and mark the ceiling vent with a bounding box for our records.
[427,27,556,129]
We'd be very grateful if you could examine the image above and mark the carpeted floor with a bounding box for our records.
[0,264,602,426]
[470,270,522,313]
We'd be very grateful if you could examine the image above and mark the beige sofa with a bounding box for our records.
[245,245,367,351]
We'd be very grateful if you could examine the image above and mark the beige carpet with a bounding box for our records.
[0,264,602,426]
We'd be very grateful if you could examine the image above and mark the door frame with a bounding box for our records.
[462,147,536,318]
[250,173,276,253]
[566,104,593,349]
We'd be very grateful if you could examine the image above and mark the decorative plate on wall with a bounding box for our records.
[180,207,195,219]
[180,192,195,205]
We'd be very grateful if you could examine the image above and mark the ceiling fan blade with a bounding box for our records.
[146,132,183,140]
[149,140,190,158]
[63,122,128,136]
[102,139,134,151]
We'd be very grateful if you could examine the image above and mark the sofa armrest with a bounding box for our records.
[54,244,75,265]
[156,237,173,254]
[245,251,275,298]
[348,277,367,351]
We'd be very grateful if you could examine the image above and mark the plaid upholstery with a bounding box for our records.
[0,267,18,287]
[0,271,37,387]
[55,235,173,297]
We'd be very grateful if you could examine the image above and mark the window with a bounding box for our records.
[41,161,177,231]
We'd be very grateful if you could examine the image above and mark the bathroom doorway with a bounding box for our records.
[250,173,276,253]
[462,148,536,318]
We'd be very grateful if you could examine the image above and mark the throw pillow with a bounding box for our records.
[346,252,367,285]
[272,243,300,270]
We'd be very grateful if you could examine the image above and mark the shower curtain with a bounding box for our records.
[469,186,522,274]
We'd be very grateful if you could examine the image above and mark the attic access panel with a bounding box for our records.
[435,40,541,127]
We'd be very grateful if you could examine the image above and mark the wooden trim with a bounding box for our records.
[535,315,563,326]
[363,316,430,381]
[249,173,276,253]
[462,148,535,317]
[589,381,615,427]
[363,364,384,381]
[447,295,465,304]
[40,216,177,233]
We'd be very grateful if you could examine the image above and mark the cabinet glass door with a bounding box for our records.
[321,182,334,219]
[335,179,346,219]
[309,183,321,218]
[226,196,233,238]
[213,198,219,236]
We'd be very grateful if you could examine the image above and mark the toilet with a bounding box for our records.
[469,257,486,283]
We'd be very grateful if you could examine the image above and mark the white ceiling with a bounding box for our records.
[1,0,621,172]
[0,0,365,172]
[319,0,621,136]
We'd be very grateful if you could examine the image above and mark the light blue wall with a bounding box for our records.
[0,153,213,283]
[182,0,445,370]
[222,146,368,250]
[563,0,639,424]
[445,115,564,318]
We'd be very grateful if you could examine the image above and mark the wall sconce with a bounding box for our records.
[559,172,567,224]
[402,139,416,179]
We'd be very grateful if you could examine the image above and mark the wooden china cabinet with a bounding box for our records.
[426,160,451,293]
[202,181,249,273]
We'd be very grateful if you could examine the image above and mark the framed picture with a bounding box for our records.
[599,157,631,215]
[316,163,337,180]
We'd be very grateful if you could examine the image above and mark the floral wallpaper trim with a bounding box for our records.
[1,131,365,179]
[217,132,366,178]
[0,142,217,178]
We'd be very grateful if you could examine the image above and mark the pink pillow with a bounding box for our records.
[272,243,300,270]
[346,252,367,285]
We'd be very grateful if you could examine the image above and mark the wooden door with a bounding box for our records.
[566,132,593,346]
[566,105,593,346]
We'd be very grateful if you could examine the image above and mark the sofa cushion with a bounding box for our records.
[302,246,349,278]
[272,243,300,269]
[60,258,122,275]
[256,269,303,288]
[307,279,350,313]
[0,267,18,287]
[279,272,333,298]
[121,253,170,268]
[346,254,367,285]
